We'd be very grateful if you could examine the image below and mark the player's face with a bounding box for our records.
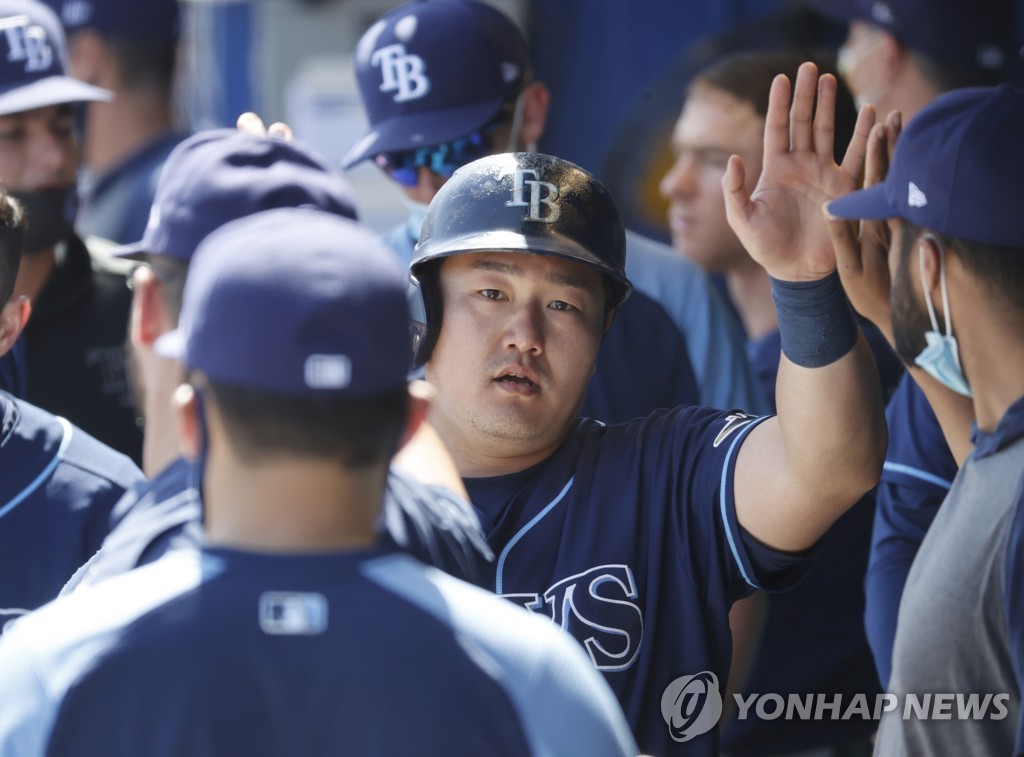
[889,219,932,364]
[660,87,763,273]
[0,105,78,192]
[426,251,606,471]
[837,22,888,110]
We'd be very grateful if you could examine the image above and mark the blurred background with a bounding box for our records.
[179,0,1024,240]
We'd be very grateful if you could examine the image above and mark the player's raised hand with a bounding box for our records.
[236,112,294,141]
[826,109,903,344]
[723,61,876,282]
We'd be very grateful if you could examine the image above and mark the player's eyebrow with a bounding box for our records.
[470,258,596,295]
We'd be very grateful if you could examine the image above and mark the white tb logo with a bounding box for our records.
[506,169,560,223]
[371,43,430,103]
[0,16,53,73]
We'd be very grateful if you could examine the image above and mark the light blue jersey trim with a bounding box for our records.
[495,477,574,595]
[0,417,73,521]
[882,461,954,491]
[719,416,770,589]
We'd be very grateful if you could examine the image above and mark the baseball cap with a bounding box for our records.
[810,0,1015,76]
[116,129,358,262]
[155,208,412,397]
[44,0,180,42]
[0,0,111,117]
[341,0,529,169]
[827,84,1024,247]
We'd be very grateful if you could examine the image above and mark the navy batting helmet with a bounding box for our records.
[409,152,631,366]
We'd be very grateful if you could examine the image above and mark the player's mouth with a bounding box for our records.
[492,367,541,395]
[667,209,695,235]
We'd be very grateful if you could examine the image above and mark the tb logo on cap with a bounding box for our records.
[372,43,430,103]
[0,15,53,73]
[507,169,560,223]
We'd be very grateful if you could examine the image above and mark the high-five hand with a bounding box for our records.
[724,61,876,282]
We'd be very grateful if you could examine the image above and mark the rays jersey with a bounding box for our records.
[0,391,142,629]
[464,406,811,756]
[0,549,636,756]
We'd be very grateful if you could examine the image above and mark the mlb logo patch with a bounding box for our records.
[259,592,329,635]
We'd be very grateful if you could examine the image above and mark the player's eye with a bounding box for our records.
[479,288,504,300]
[549,300,576,312]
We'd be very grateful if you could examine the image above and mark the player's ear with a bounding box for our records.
[0,295,29,357]
[172,383,201,461]
[520,81,550,150]
[130,266,169,348]
[917,234,944,307]
[398,380,433,449]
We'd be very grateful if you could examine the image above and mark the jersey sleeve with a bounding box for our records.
[379,471,494,586]
[0,621,56,755]
[1003,478,1024,757]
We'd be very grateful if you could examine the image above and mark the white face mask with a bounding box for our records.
[403,196,431,241]
[913,236,972,397]
[837,31,890,111]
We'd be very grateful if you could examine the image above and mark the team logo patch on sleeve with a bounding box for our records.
[713,413,757,448]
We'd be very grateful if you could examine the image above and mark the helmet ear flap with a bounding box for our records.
[410,262,443,368]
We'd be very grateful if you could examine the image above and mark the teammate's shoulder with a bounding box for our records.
[624,228,701,273]
[50,408,144,490]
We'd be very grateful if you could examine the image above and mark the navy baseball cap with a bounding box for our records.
[342,0,529,169]
[810,0,1015,76]
[45,0,181,41]
[0,0,111,117]
[155,208,412,397]
[827,84,1024,246]
[116,129,358,262]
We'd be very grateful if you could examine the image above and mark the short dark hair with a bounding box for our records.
[900,219,1024,317]
[107,37,178,100]
[0,192,25,305]
[688,50,858,165]
[205,381,410,469]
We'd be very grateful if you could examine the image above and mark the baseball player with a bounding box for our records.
[344,0,768,422]
[61,128,492,595]
[406,61,886,755]
[811,0,1020,689]
[0,0,141,461]
[0,207,638,756]
[0,190,142,630]
[826,83,1024,756]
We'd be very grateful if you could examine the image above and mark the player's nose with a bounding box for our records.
[503,301,544,355]
[659,156,692,200]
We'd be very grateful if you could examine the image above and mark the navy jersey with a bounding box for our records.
[866,373,957,688]
[62,458,494,594]
[463,406,809,756]
[0,336,26,398]
[0,549,637,756]
[0,392,142,628]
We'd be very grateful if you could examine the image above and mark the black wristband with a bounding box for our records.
[770,272,858,368]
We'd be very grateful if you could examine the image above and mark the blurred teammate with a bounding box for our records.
[344,0,766,421]
[0,207,638,756]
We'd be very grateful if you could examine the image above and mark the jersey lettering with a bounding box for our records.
[504,564,643,672]
[506,169,560,223]
[0,15,53,73]
[371,43,430,103]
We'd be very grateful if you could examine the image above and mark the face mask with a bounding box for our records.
[403,196,431,242]
[11,185,77,253]
[913,237,972,397]
[837,34,889,111]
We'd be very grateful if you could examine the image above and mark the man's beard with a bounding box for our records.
[891,255,932,365]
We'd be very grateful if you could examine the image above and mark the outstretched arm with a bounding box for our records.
[824,110,975,465]
[725,62,887,552]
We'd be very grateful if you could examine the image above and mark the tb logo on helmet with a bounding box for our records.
[372,43,430,103]
[0,15,53,73]
[506,169,560,223]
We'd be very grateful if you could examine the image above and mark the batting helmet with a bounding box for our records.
[409,152,631,365]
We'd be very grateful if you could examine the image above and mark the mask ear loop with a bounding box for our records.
[188,385,211,524]
[505,88,529,152]
[919,234,953,337]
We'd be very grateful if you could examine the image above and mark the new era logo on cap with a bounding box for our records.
[908,182,927,208]
[870,1,895,25]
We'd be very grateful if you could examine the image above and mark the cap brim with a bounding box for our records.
[0,76,112,117]
[153,329,185,361]
[827,183,898,221]
[341,98,504,169]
